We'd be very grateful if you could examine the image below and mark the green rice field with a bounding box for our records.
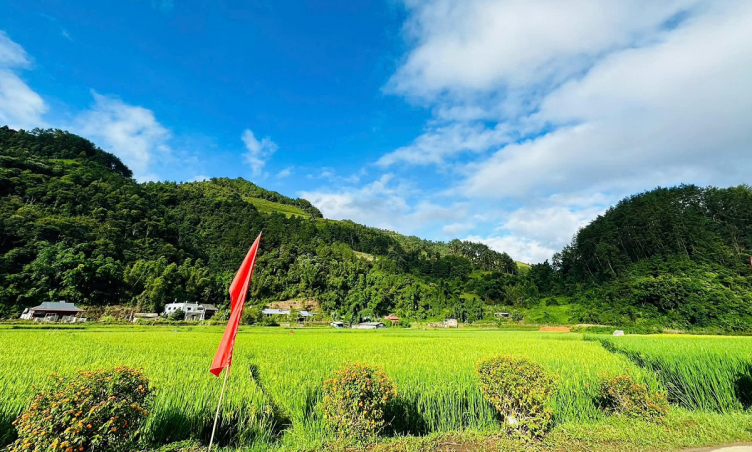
[1,327,752,451]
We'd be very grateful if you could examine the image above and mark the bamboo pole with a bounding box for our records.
[208,366,230,452]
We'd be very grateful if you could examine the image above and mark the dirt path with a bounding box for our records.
[683,445,752,452]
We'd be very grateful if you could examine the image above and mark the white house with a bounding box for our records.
[352,322,386,329]
[163,302,218,321]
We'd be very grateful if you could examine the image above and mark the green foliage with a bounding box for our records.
[596,335,752,412]
[167,309,185,321]
[6,367,153,452]
[321,362,397,442]
[598,373,669,421]
[555,184,752,331]
[0,328,664,449]
[476,355,556,437]
[0,127,527,323]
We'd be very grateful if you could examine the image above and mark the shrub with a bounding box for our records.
[321,362,397,442]
[168,309,186,321]
[598,373,669,421]
[476,355,556,437]
[6,366,153,452]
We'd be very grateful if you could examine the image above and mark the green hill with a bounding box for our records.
[4,127,752,332]
[0,127,521,322]
[555,184,752,331]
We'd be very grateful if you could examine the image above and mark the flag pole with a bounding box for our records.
[208,366,230,452]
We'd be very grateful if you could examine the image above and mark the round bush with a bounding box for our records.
[7,366,153,452]
[321,362,397,442]
[598,373,669,421]
[476,355,556,437]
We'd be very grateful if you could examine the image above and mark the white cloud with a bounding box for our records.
[276,167,293,178]
[301,175,466,236]
[464,234,556,265]
[501,205,599,249]
[75,92,172,181]
[241,129,278,178]
[378,122,512,166]
[370,0,752,262]
[461,0,752,199]
[190,175,209,182]
[0,31,47,129]
[443,222,476,237]
[390,0,701,99]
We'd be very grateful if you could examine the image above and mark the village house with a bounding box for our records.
[262,309,318,322]
[384,314,400,322]
[163,302,219,321]
[20,301,85,322]
[444,318,458,328]
[352,321,386,329]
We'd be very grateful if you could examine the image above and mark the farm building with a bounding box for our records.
[163,302,218,320]
[20,301,84,322]
[262,308,290,316]
[132,313,160,323]
[330,321,344,328]
[352,322,386,329]
[444,318,458,328]
[263,309,318,322]
[495,312,511,318]
[384,314,400,322]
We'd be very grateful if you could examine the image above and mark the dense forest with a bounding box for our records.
[0,127,521,322]
[554,185,752,331]
[2,127,752,331]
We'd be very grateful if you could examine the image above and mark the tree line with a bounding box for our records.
[0,127,527,322]
[4,127,752,331]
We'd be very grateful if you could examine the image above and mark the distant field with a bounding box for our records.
[245,197,310,217]
[1,328,751,451]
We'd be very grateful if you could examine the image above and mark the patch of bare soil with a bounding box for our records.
[267,299,320,311]
[538,326,571,333]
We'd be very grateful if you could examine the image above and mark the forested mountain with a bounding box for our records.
[0,127,521,321]
[554,185,752,331]
[3,127,752,331]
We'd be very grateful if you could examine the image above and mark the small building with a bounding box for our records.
[163,302,218,321]
[613,330,625,336]
[20,301,84,322]
[495,312,511,318]
[352,322,386,329]
[263,309,318,323]
[132,313,160,323]
[262,308,291,316]
[330,321,345,328]
[444,318,458,328]
[384,314,400,322]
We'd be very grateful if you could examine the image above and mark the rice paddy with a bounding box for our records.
[593,334,752,413]
[1,326,751,451]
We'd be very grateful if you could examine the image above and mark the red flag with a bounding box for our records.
[210,232,262,377]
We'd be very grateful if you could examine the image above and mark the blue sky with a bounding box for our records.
[2,0,752,263]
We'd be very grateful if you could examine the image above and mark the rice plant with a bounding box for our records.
[0,326,701,450]
[592,335,752,413]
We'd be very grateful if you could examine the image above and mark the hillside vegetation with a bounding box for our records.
[555,185,752,331]
[2,126,752,332]
[0,127,520,322]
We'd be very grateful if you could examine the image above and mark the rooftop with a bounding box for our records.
[32,301,83,312]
